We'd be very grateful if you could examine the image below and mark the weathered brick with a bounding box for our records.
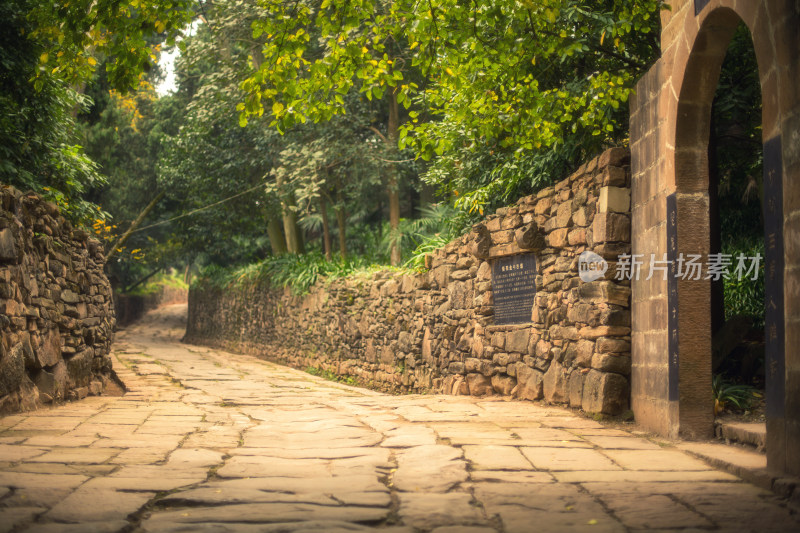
[598,186,631,213]
[593,213,631,243]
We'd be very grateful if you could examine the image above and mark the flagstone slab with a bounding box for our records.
[20,521,129,533]
[398,492,486,530]
[0,445,49,462]
[380,426,437,447]
[520,447,621,471]
[90,436,183,449]
[24,435,99,447]
[0,436,28,444]
[44,487,154,522]
[28,447,119,464]
[0,506,46,533]
[0,472,87,491]
[227,447,385,460]
[159,487,338,506]
[329,454,392,476]
[597,493,713,530]
[488,505,625,533]
[6,463,82,475]
[215,457,330,479]
[468,471,554,484]
[2,487,77,508]
[241,435,383,449]
[537,417,605,429]
[207,474,389,495]
[109,464,208,480]
[552,470,739,483]
[166,448,225,468]
[602,449,712,471]
[12,418,85,432]
[393,445,468,492]
[82,476,201,492]
[474,483,624,533]
[507,427,588,441]
[182,431,243,449]
[580,435,661,450]
[138,520,413,533]
[108,448,172,465]
[141,503,388,525]
[431,526,497,533]
[68,425,138,439]
[463,446,533,471]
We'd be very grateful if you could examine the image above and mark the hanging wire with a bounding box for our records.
[130,181,268,235]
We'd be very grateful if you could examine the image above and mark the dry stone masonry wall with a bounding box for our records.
[0,186,116,414]
[186,148,633,414]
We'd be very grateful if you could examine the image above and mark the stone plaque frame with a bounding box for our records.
[763,136,784,418]
[491,253,537,325]
[666,192,679,402]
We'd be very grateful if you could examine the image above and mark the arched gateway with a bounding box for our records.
[629,0,799,475]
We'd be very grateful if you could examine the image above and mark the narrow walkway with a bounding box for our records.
[1,305,798,533]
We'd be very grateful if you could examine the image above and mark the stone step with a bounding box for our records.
[715,420,766,451]
[677,441,770,490]
[678,441,800,509]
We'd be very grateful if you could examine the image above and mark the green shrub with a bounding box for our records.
[712,374,761,416]
[125,269,188,296]
[722,239,765,329]
[194,252,376,295]
[397,203,477,270]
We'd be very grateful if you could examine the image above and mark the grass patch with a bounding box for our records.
[304,365,359,386]
[194,252,409,295]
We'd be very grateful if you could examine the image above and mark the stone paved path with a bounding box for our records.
[1,304,798,533]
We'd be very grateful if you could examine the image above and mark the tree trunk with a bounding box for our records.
[105,191,165,263]
[320,196,332,261]
[283,208,303,254]
[295,218,306,253]
[336,207,347,259]
[387,89,401,266]
[123,267,162,294]
[266,216,287,256]
[276,173,304,254]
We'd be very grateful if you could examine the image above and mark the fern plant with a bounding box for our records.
[712,374,761,416]
[396,203,477,269]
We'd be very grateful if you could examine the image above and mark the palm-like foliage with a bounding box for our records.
[712,374,761,416]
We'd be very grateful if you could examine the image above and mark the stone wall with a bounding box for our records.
[186,148,633,414]
[0,186,116,414]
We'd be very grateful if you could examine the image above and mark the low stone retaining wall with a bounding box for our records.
[0,186,116,413]
[186,148,633,414]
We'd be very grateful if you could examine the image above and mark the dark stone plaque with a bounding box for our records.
[694,0,710,15]
[763,135,785,418]
[666,193,679,402]
[491,254,537,325]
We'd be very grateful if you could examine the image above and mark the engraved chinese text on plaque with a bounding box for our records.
[491,254,537,325]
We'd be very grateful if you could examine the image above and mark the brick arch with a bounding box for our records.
[628,0,799,475]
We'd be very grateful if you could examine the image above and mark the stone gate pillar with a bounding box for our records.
[629,0,800,476]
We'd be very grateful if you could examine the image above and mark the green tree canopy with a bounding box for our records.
[1,0,193,224]
[240,0,663,214]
